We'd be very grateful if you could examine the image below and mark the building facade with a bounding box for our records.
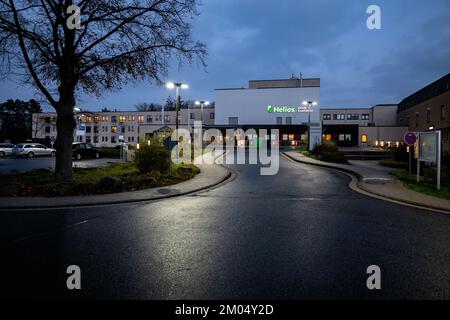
[321,105,408,147]
[397,73,450,155]
[214,77,321,148]
[32,107,215,148]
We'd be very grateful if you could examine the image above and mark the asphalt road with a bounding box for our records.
[0,156,121,174]
[1,152,450,299]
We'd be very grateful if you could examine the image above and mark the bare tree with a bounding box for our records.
[0,0,206,183]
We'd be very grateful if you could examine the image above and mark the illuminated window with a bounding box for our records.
[94,116,100,123]
[138,115,144,123]
[288,134,294,140]
[128,115,135,121]
[102,116,109,122]
[86,116,92,123]
[361,134,367,143]
[325,134,332,142]
[119,115,125,123]
[111,126,118,133]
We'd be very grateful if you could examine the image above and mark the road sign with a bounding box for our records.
[403,131,417,146]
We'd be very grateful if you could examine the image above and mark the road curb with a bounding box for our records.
[0,153,232,211]
[282,152,450,214]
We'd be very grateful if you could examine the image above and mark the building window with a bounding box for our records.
[361,134,367,143]
[102,116,109,122]
[111,126,118,133]
[333,114,345,120]
[323,114,331,120]
[111,116,117,123]
[285,117,292,125]
[86,116,92,123]
[119,115,125,123]
[128,115,135,121]
[361,113,370,120]
[86,126,91,133]
[276,117,282,125]
[138,115,144,123]
[86,137,91,143]
[164,115,171,122]
[146,115,153,123]
[441,105,446,120]
[339,134,351,141]
[228,117,238,125]
[155,115,162,122]
[347,113,359,120]
[426,108,431,123]
[416,112,419,127]
[190,113,195,120]
[94,116,100,123]
[45,127,50,133]
[210,113,214,119]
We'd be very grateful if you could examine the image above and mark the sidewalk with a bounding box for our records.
[283,151,450,213]
[0,152,231,210]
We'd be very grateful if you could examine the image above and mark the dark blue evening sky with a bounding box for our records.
[1,0,449,111]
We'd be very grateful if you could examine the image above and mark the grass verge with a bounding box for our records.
[0,162,199,197]
[378,159,408,169]
[391,170,450,200]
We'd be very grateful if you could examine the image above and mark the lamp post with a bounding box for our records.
[195,100,210,125]
[166,82,189,131]
[302,100,318,150]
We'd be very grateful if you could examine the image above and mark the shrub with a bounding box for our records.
[310,142,348,164]
[133,138,170,173]
[311,142,338,156]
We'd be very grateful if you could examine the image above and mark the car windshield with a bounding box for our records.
[15,144,24,148]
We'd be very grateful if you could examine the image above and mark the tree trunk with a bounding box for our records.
[55,91,76,183]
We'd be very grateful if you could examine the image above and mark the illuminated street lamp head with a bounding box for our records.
[195,100,210,106]
[302,100,318,106]
[73,107,81,112]
[166,81,189,90]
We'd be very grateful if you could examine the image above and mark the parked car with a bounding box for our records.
[72,142,100,160]
[0,143,15,157]
[13,143,56,158]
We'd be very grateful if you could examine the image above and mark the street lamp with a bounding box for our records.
[302,100,318,150]
[166,82,189,131]
[195,100,210,124]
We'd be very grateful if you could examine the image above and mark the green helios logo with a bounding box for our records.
[267,105,273,113]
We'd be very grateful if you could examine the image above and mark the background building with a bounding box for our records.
[397,72,450,155]
[214,76,321,148]
[321,105,408,147]
[32,107,215,148]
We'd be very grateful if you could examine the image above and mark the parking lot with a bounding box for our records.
[0,156,122,174]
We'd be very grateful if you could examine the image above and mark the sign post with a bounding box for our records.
[417,131,441,189]
[403,132,417,177]
[437,130,441,190]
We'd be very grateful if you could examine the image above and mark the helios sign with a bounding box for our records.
[267,105,314,113]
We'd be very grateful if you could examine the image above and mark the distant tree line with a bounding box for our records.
[135,97,214,112]
[0,99,41,143]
